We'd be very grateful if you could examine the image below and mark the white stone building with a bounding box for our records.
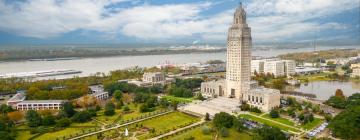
[142,72,166,85]
[351,68,360,78]
[7,90,26,108]
[201,80,225,98]
[16,100,65,110]
[88,85,109,100]
[225,3,251,99]
[251,59,295,77]
[244,88,281,111]
[199,3,280,112]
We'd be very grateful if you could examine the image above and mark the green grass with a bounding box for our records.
[239,114,302,133]
[136,111,200,139]
[295,72,333,82]
[35,127,98,140]
[15,130,35,140]
[162,95,194,103]
[167,124,252,140]
[262,114,295,126]
[300,118,324,130]
[166,125,214,140]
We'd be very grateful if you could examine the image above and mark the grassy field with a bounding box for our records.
[262,114,295,126]
[239,114,302,133]
[136,111,200,139]
[168,124,252,140]
[162,95,194,103]
[14,121,99,140]
[300,118,324,130]
[295,72,333,82]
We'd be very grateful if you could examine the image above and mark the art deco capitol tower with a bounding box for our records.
[225,2,252,100]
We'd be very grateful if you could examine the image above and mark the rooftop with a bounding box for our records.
[18,100,65,104]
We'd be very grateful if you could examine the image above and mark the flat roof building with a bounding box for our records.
[16,100,65,110]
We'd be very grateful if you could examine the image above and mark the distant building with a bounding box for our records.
[7,90,26,108]
[295,67,321,75]
[351,68,360,78]
[16,100,65,110]
[142,72,166,84]
[88,85,109,100]
[251,58,295,77]
[350,63,360,69]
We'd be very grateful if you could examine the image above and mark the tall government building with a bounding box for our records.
[225,3,251,100]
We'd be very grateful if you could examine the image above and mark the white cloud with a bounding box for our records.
[0,0,357,42]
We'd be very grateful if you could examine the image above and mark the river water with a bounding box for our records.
[1,45,358,79]
[287,81,360,100]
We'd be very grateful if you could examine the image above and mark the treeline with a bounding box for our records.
[0,47,225,61]
[0,67,144,100]
[278,49,360,63]
[325,91,360,140]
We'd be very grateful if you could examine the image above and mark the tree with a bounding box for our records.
[254,125,287,140]
[201,125,211,135]
[42,115,55,126]
[104,102,115,116]
[122,94,132,104]
[325,96,346,109]
[113,90,122,101]
[123,105,130,112]
[72,111,92,123]
[62,102,76,117]
[56,118,71,127]
[0,104,14,115]
[7,111,23,122]
[213,112,234,129]
[335,89,345,99]
[139,104,149,113]
[240,103,250,111]
[25,110,42,127]
[159,98,169,108]
[328,106,360,139]
[171,101,179,110]
[233,118,246,132]
[205,113,210,121]
[220,127,229,137]
[270,109,280,118]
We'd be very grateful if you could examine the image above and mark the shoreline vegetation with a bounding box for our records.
[0,47,226,62]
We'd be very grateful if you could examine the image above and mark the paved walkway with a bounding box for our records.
[149,119,206,140]
[69,110,173,140]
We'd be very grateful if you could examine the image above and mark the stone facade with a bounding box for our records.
[201,80,225,98]
[244,88,281,111]
[200,3,280,112]
[16,100,65,110]
[142,72,166,85]
[351,68,360,78]
[225,3,251,99]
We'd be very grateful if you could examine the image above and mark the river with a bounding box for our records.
[1,45,358,80]
[287,81,360,100]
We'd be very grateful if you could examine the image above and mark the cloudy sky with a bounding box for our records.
[0,0,359,44]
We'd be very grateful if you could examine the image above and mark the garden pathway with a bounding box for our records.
[148,119,206,140]
[68,110,173,140]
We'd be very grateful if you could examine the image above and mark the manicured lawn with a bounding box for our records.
[168,125,252,140]
[263,114,295,126]
[300,118,324,130]
[94,103,166,124]
[162,95,194,103]
[35,126,98,140]
[15,130,35,140]
[220,128,252,140]
[136,111,200,139]
[239,114,302,133]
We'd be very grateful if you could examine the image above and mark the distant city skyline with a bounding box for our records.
[0,0,359,44]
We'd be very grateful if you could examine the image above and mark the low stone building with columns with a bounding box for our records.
[201,80,225,98]
[245,88,281,111]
